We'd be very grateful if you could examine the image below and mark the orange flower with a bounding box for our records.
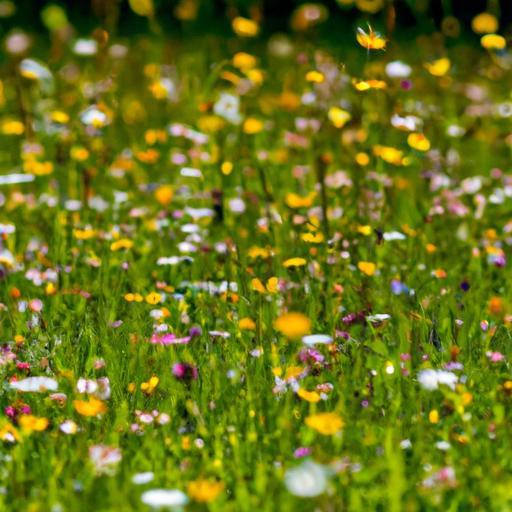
[358,261,376,276]
[187,479,225,503]
[73,397,107,417]
[154,185,174,206]
[274,312,311,339]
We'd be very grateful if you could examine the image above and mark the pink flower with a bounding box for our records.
[486,351,505,363]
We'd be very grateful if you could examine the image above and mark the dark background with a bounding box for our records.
[1,0,511,39]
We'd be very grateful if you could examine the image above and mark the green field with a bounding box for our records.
[1,1,512,510]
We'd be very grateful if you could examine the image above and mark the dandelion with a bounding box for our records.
[472,13,498,34]
[283,257,307,268]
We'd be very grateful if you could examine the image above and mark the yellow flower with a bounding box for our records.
[110,238,133,251]
[187,479,225,503]
[248,246,272,259]
[1,119,24,135]
[73,228,97,240]
[353,79,387,91]
[19,415,49,432]
[243,117,264,134]
[429,409,439,424]
[305,70,325,83]
[0,422,20,442]
[481,34,506,50]
[232,16,259,37]
[424,58,451,77]
[145,292,162,305]
[141,376,159,394]
[251,278,266,293]
[251,277,279,294]
[233,52,257,70]
[356,0,384,13]
[239,317,256,330]
[70,146,89,161]
[297,388,321,403]
[51,110,69,124]
[407,133,431,152]
[285,192,316,208]
[358,225,372,236]
[305,412,344,435]
[154,185,174,206]
[285,366,305,380]
[274,312,311,339]
[373,145,406,165]
[355,152,370,166]
[328,106,351,128]
[356,26,386,50]
[358,261,376,276]
[124,293,144,302]
[301,232,324,243]
[283,257,307,268]
[128,0,154,17]
[73,397,107,416]
[472,12,498,34]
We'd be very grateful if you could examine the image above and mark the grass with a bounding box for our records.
[1,12,512,511]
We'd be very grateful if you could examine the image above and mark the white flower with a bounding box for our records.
[284,460,328,497]
[228,198,246,214]
[385,60,411,78]
[302,334,333,345]
[418,369,457,391]
[73,38,98,56]
[0,174,34,185]
[180,167,202,178]
[213,93,241,124]
[10,376,58,392]
[383,231,406,241]
[80,106,108,127]
[19,59,54,93]
[132,472,155,485]
[140,489,188,508]
[59,420,78,435]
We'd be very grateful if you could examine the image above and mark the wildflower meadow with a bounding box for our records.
[1,0,512,510]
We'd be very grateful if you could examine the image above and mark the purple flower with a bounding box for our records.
[293,447,312,458]
[172,363,198,381]
[189,326,202,338]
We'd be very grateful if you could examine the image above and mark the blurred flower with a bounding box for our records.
[274,312,311,339]
[187,479,224,503]
[10,376,58,392]
[89,445,122,475]
[141,489,188,508]
[284,460,329,497]
[305,412,344,435]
